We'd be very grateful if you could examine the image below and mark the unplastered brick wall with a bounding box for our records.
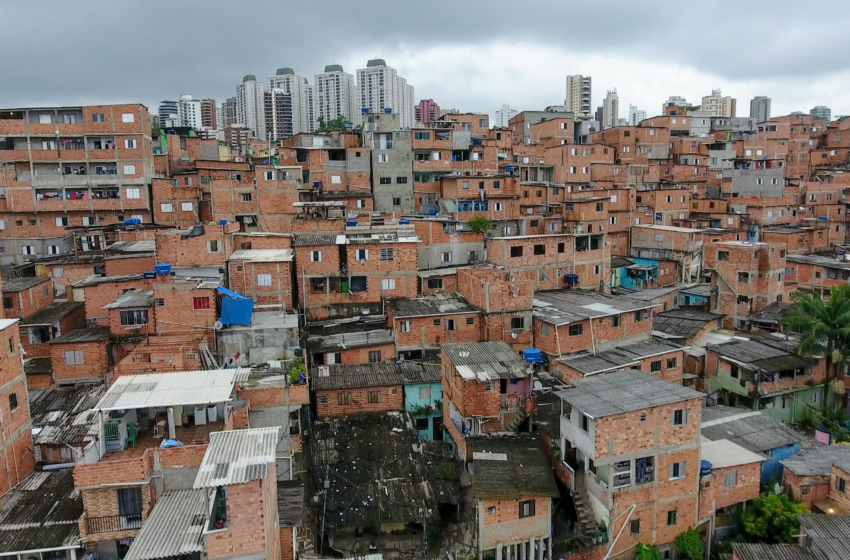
[6,279,54,319]
[50,340,110,382]
[154,222,238,268]
[103,255,156,276]
[79,482,155,544]
[78,278,154,325]
[390,312,482,350]
[316,385,404,417]
[712,461,761,510]
[227,260,293,309]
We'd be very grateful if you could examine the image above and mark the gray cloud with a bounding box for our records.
[1,0,849,117]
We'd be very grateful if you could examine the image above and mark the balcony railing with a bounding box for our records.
[86,513,142,534]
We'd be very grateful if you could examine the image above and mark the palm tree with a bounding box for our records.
[782,285,850,414]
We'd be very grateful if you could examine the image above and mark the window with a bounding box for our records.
[92,113,105,123]
[518,500,535,518]
[737,272,749,282]
[533,244,545,256]
[2,297,11,310]
[310,250,321,262]
[124,139,137,149]
[396,176,408,184]
[393,197,401,206]
[161,203,173,213]
[630,520,640,535]
[541,324,550,337]
[485,381,495,391]
[667,357,677,369]
[330,175,341,184]
[379,177,392,184]
[737,295,750,304]
[510,246,523,257]
[650,360,661,372]
[338,392,352,405]
[181,202,193,212]
[432,152,441,161]
[667,510,677,525]
[401,320,411,333]
[468,250,478,262]
[414,131,431,140]
[378,154,389,163]
[669,461,686,481]
[441,252,452,263]
[837,477,847,494]
[539,270,548,282]
[580,413,589,432]
[22,246,35,255]
[723,470,738,488]
[611,315,621,328]
[433,319,441,326]
[466,317,474,325]
[381,278,395,290]
[495,202,503,211]
[634,311,643,322]
[64,350,84,365]
[356,199,366,208]
[55,216,68,227]
[718,251,729,261]
[207,240,220,253]
[355,249,368,261]
[368,351,382,364]
[380,248,394,261]
[52,266,64,278]
[8,393,17,412]
[193,297,210,310]
[125,187,140,199]
[121,113,135,123]
[239,193,252,202]
[672,409,688,426]
[462,181,469,190]
[569,324,583,337]
[510,317,524,329]
[155,298,164,307]
[257,274,272,286]
[119,309,149,326]
[427,278,443,290]
[47,245,60,255]
[446,319,456,331]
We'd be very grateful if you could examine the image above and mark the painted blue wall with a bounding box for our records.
[619,258,658,290]
[763,442,801,485]
[682,294,709,306]
[404,381,443,440]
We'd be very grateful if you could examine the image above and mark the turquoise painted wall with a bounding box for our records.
[405,381,444,440]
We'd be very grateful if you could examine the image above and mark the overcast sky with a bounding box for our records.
[2,0,849,121]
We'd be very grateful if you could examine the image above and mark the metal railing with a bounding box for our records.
[86,513,142,534]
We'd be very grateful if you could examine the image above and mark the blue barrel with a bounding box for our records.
[346,220,358,227]
[313,181,322,187]
[155,263,171,275]
[523,349,542,363]
[219,220,228,226]
[564,274,579,284]
[700,460,712,477]
[399,219,410,225]
[428,209,436,215]
[505,166,515,172]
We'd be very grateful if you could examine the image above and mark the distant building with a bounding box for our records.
[701,88,736,117]
[177,95,201,129]
[629,104,646,125]
[662,95,688,113]
[264,88,293,141]
[602,89,619,129]
[415,99,440,124]
[313,64,357,129]
[494,103,518,128]
[200,98,216,129]
[356,59,415,128]
[157,100,178,128]
[749,96,771,123]
[268,68,313,135]
[810,105,832,121]
[236,75,265,139]
[220,96,237,129]
[594,105,603,125]
[565,74,592,115]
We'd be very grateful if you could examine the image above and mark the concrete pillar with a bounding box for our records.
[513,543,518,560]
[537,536,544,560]
[528,538,535,560]
[546,537,552,560]
[505,544,510,560]
[496,543,502,560]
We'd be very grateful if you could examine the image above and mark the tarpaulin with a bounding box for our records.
[217,286,253,325]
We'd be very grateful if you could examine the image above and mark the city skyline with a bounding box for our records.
[1,1,849,122]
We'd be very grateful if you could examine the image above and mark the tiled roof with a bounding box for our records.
[2,276,50,292]
[310,362,441,391]
[47,327,111,344]
[103,290,153,309]
[20,302,84,326]
[387,293,477,317]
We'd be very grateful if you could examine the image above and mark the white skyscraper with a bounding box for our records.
[177,94,202,129]
[313,64,357,130]
[602,89,619,129]
[701,89,736,117]
[628,105,646,126]
[565,75,592,115]
[662,96,689,114]
[356,59,415,128]
[236,75,265,139]
[268,68,314,134]
[494,104,518,128]
[158,101,179,128]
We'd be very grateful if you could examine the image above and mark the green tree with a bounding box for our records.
[315,115,347,133]
[675,528,704,560]
[467,214,493,234]
[287,357,305,385]
[634,542,662,560]
[783,285,850,414]
[738,494,809,544]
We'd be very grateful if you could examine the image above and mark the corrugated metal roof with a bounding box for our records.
[782,446,850,477]
[277,480,305,527]
[797,514,850,560]
[310,362,441,391]
[106,240,156,253]
[292,235,337,247]
[292,231,420,247]
[469,435,559,500]
[123,489,206,560]
[0,469,82,554]
[307,329,394,352]
[24,357,52,375]
[72,273,144,288]
[653,308,724,339]
[2,277,50,292]
[708,337,811,371]
[700,438,766,469]
[95,368,247,411]
[443,341,530,381]
[20,302,84,326]
[387,293,477,317]
[228,249,294,262]
[104,290,154,309]
[533,289,658,326]
[557,338,684,375]
[47,327,111,344]
[194,427,279,488]
[787,253,850,271]
[557,370,702,418]
[732,543,827,560]
[701,405,800,453]
[681,283,714,297]
[30,384,105,446]
[750,302,797,324]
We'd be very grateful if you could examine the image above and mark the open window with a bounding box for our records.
[208,486,228,531]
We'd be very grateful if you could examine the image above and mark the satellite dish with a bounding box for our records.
[511,332,518,339]
[213,321,223,330]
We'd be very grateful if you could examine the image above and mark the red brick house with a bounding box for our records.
[387,293,482,362]
[48,327,112,384]
[227,249,294,310]
[2,276,54,319]
[19,301,85,357]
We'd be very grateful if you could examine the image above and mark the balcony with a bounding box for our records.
[85,513,142,534]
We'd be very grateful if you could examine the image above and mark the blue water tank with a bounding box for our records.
[505,166,515,172]
[472,139,483,145]
[346,220,358,227]
[123,218,141,226]
[399,219,410,225]
[313,181,322,187]
[818,216,827,221]
[700,460,712,477]
[523,349,542,363]
[427,209,437,215]
[564,274,579,284]
[219,220,228,226]
[155,263,171,275]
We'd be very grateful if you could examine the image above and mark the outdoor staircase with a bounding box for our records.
[573,470,599,545]
[297,525,315,555]
[507,407,528,432]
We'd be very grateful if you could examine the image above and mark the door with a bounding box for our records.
[432,416,443,441]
